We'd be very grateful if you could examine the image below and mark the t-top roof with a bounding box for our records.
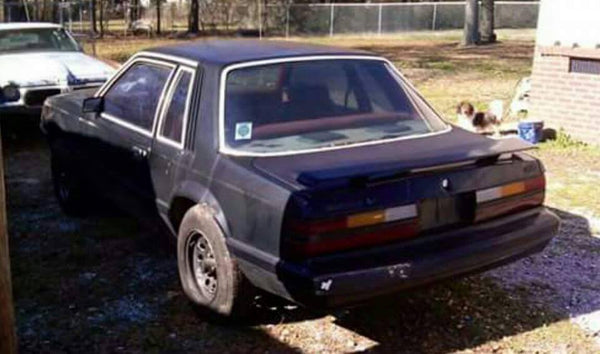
[147,39,374,66]
[0,22,62,31]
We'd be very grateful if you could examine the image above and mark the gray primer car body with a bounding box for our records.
[41,40,559,307]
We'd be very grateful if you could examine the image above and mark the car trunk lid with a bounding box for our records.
[252,128,534,190]
[250,128,545,259]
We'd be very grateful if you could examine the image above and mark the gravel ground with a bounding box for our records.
[489,209,600,343]
[4,117,599,353]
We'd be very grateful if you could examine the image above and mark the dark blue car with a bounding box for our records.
[41,40,559,318]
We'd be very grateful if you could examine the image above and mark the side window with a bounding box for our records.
[103,62,172,131]
[159,70,192,143]
[159,69,193,144]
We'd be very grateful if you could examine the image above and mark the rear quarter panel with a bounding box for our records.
[187,63,293,256]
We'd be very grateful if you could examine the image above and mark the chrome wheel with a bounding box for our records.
[189,232,218,301]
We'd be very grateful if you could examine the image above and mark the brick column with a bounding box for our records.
[530,46,600,145]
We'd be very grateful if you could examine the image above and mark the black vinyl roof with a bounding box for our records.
[147,39,373,66]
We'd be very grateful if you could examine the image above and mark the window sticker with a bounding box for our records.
[235,122,253,140]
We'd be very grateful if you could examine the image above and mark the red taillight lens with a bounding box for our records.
[475,175,546,222]
[285,217,347,234]
[286,220,419,258]
[283,205,419,259]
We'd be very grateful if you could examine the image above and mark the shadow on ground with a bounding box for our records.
[3,117,598,353]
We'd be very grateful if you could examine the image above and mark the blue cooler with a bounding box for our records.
[518,121,544,144]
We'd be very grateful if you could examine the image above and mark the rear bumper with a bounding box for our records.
[232,207,559,308]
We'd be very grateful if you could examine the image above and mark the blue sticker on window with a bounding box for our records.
[235,122,252,140]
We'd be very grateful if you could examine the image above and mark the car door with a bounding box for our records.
[90,58,176,213]
[150,65,198,216]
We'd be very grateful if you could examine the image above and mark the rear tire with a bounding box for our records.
[51,155,88,216]
[177,205,255,320]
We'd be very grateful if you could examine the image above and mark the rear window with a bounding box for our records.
[222,59,448,155]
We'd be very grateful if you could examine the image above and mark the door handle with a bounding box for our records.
[132,145,148,159]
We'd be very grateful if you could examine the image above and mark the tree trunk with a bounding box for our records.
[99,0,104,38]
[0,127,17,354]
[189,0,199,33]
[462,0,479,45]
[480,0,496,43]
[156,0,161,35]
[130,0,138,23]
[91,0,97,33]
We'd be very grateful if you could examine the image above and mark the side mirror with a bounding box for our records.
[82,97,103,115]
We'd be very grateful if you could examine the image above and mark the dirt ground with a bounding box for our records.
[5,31,600,353]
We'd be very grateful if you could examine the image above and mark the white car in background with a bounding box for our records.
[0,22,115,115]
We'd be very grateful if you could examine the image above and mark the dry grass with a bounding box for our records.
[534,142,600,220]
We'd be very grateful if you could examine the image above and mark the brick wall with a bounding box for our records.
[530,46,600,145]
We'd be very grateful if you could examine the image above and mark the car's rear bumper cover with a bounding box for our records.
[231,207,559,308]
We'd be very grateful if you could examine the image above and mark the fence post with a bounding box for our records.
[170,3,175,32]
[23,0,30,21]
[79,4,83,32]
[432,3,437,31]
[69,5,73,32]
[258,0,262,39]
[329,3,334,37]
[377,3,382,36]
[285,4,290,38]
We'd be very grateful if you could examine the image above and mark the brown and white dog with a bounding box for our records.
[456,101,501,135]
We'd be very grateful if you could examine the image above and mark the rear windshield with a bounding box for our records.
[223,59,447,155]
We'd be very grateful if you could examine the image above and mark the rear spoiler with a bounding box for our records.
[297,137,535,188]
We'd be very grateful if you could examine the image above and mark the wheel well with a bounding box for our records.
[168,197,197,235]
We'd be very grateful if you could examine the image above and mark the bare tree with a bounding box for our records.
[130,0,139,23]
[189,0,199,33]
[480,0,496,43]
[99,0,104,37]
[156,0,161,34]
[91,0,98,33]
[462,0,479,45]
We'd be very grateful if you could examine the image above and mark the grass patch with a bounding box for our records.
[539,130,600,153]
[532,132,600,216]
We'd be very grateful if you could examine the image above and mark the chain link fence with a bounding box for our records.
[1,1,539,37]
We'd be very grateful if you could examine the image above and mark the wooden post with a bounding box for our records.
[0,126,16,354]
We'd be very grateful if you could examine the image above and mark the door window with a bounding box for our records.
[103,62,173,131]
[159,69,193,145]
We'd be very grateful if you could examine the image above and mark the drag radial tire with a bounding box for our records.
[177,205,255,320]
[51,155,88,216]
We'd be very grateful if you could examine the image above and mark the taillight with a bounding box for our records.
[283,204,419,258]
[283,175,546,259]
[475,175,545,222]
